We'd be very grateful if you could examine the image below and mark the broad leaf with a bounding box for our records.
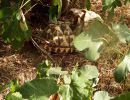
[59,65,99,100]
[111,92,130,100]
[112,23,130,43]
[74,32,103,61]
[114,51,130,83]
[125,0,130,4]
[102,0,122,11]
[48,67,68,75]
[0,2,31,49]
[103,0,115,6]
[79,65,99,80]
[6,92,23,100]
[59,85,73,100]
[37,60,53,78]
[18,78,59,100]
[74,19,119,61]
[84,40,103,61]
[102,0,115,11]
[37,60,68,78]
[85,19,117,40]
[94,91,110,100]
[102,0,122,20]
[86,0,91,10]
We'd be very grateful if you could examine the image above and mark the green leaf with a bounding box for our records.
[83,17,119,46]
[102,0,122,11]
[12,38,23,49]
[59,65,98,100]
[59,85,73,100]
[63,75,71,84]
[37,60,53,78]
[103,0,115,6]
[37,61,68,78]
[102,0,115,11]
[111,92,130,100]
[112,23,130,43]
[74,19,119,61]
[114,51,130,83]
[94,91,110,100]
[18,78,59,100]
[48,67,68,76]
[107,7,114,21]
[9,92,23,100]
[86,0,91,10]
[71,65,99,89]
[102,0,122,18]
[74,32,103,61]
[85,19,115,39]
[84,40,103,61]
[113,0,122,7]
[1,5,31,49]
[19,21,28,32]
[74,33,91,51]
[49,0,62,22]
[79,65,99,80]
[5,92,24,100]
[49,6,58,22]
[52,0,62,14]
[0,9,6,19]
[1,0,10,7]
[0,8,12,20]
[8,80,20,93]
[125,0,130,4]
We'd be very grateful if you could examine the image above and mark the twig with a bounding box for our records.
[31,37,56,65]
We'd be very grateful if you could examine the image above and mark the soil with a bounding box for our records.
[0,0,130,99]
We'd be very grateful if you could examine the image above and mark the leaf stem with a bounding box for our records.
[20,0,31,9]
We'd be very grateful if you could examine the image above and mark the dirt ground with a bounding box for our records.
[0,0,130,99]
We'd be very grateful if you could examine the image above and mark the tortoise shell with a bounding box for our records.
[33,21,75,53]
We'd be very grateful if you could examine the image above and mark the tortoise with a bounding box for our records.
[32,8,101,54]
[32,21,75,53]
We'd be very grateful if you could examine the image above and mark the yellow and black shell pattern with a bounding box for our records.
[33,21,75,53]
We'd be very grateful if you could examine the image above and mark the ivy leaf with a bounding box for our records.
[17,78,59,100]
[94,91,110,100]
[114,51,130,83]
[112,23,130,43]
